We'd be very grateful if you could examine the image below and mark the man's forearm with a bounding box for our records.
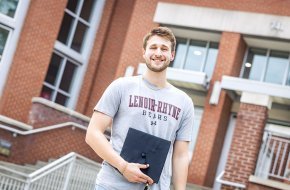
[172,141,190,190]
[172,154,189,190]
[85,112,127,173]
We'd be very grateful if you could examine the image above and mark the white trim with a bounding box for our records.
[214,115,236,190]
[170,27,221,42]
[0,0,31,98]
[216,171,246,189]
[32,97,90,122]
[154,2,290,39]
[209,81,221,105]
[240,92,272,109]
[249,175,290,190]
[0,121,111,139]
[0,115,32,130]
[221,76,290,100]
[54,41,85,63]
[266,124,290,137]
[137,63,208,89]
[244,37,290,52]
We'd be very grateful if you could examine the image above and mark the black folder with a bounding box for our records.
[120,128,171,183]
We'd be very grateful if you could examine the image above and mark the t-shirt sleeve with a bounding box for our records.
[176,97,194,141]
[94,78,123,118]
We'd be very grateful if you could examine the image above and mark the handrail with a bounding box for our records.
[216,171,246,189]
[0,152,101,181]
[30,157,75,183]
[74,152,101,167]
[0,172,27,182]
[0,165,28,177]
[0,121,111,138]
[28,152,76,178]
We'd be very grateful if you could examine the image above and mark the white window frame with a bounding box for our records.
[241,47,290,86]
[172,38,218,75]
[52,0,105,109]
[0,0,31,97]
[42,50,79,105]
[169,27,221,81]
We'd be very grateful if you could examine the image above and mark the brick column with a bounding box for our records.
[222,92,272,189]
[188,32,246,187]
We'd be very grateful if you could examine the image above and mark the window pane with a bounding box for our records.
[0,26,9,61]
[66,0,79,13]
[59,61,77,92]
[204,42,219,79]
[71,21,88,52]
[184,40,207,71]
[45,53,63,85]
[0,0,19,18]
[57,13,74,45]
[243,48,267,81]
[171,38,187,68]
[264,51,289,84]
[40,85,54,100]
[287,69,290,86]
[80,0,95,22]
[55,93,68,106]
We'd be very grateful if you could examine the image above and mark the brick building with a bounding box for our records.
[0,0,289,189]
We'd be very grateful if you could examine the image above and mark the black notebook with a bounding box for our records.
[120,128,171,183]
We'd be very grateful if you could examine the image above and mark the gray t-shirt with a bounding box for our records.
[94,75,194,190]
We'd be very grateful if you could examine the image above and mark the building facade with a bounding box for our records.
[0,0,289,189]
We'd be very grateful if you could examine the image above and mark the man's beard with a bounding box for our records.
[145,60,169,72]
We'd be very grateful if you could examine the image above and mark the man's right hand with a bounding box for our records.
[122,163,154,185]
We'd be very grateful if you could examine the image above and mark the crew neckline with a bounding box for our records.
[141,76,171,91]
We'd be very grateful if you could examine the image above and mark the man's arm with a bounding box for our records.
[85,111,153,184]
[172,140,190,190]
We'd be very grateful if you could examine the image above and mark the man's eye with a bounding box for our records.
[161,48,168,51]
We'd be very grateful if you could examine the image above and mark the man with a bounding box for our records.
[86,27,194,190]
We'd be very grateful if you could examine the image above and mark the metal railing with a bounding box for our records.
[255,132,290,183]
[0,152,101,190]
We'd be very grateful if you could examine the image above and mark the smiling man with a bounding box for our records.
[86,27,195,190]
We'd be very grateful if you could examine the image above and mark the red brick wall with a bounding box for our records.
[0,0,68,122]
[82,0,137,116]
[222,103,268,188]
[188,32,246,187]
[0,101,103,164]
[0,126,102,165]
[76,0,116,115]
[114,0,160,78]
[28,100,89,128]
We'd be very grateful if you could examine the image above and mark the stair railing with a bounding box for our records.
[0,152,101,190]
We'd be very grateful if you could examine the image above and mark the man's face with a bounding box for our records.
[143,35,175,72]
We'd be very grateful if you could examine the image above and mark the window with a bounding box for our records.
[0,0,19,18]
[170,37,219,79]
[0,0,29,96]
[242,48,290,86]
[0,25,10,61]
[57,0,95,53]
[41,52,77,106]
[40,0,105,107]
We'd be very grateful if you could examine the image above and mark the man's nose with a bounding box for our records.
[155,48,162,56]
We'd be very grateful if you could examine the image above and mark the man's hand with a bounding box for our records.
[122,163,154,185]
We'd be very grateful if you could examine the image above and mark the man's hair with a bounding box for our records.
[143,27,176,52]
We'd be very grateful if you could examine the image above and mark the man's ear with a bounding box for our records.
[170,51,175,61]
[142,49,146,58]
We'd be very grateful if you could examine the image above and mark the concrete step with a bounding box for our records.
[0,160,35,174]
